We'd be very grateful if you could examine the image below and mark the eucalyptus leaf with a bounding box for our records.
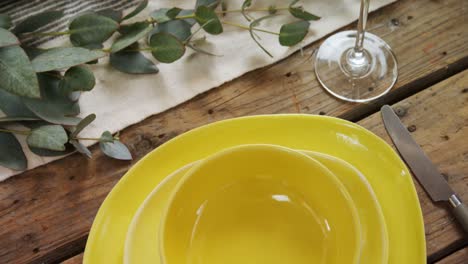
[166,7,182,19]
[149,32,186,63]
[71,113,95,137]
[0,89,37,118]
[13,10,63,34]
[99,131,114,143]
[60,65,96,92]
[100,140,132,160]
[110,48,159,74]
[0,14,12,29]
[31,47,106,72]
[22,73,81,126]
[279,20,310,46]
[0,116,40,123]
[241,0,253,22]
[30,142,75,157]
[0,132,27,170]
[149,20,192,42]
[97,8,123,22]
[187,43,221,57]
[0,45,40,98]
[111,22,152,53]
[179,9,196,26]
[0,28,19,47]
[69,13,119,46]
[195,6,223,35]
[27,125,68,151]
[150,8,172,23]
[289,1,320,21]
[100,131,114,143]
[196,0,219,9]
[70,139,92,158]
[249,15,276,57]
[122,0,148,20]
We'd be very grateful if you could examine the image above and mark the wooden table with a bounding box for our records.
[1,0,467,263]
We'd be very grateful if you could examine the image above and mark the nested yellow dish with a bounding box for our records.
[84,115,425,264]
[161,144,361,264]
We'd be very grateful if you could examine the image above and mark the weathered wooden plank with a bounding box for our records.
[435,247,468,264]
[358,70,468,260]
[0,0,467,263]
[61,253,83,264]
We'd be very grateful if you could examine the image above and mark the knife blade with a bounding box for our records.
[381,105,468,234]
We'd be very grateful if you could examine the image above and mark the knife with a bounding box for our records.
[381,105,468,234]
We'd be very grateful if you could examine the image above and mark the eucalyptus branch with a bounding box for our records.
[222,21,279,35]
[0,0,319,169]
[217,6,289,15]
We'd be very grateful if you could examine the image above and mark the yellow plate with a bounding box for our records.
[125,150,388,264]
[161,144,361,264]
[84,114,425,264]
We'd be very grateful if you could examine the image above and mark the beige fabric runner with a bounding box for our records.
[0,0,396,181]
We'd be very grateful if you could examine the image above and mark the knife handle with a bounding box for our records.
[450,195,468,234]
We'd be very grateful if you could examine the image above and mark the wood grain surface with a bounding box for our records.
[0,0,467,263]
[358,70,468,263]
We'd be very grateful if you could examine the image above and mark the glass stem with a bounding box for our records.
[354,0,370,53]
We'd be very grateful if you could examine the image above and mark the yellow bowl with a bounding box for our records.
[124,151,387,264]
[160,144,361,264]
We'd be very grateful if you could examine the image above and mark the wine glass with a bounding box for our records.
[314,0,398,103]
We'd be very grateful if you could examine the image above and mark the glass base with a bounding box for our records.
[314,30,398,103]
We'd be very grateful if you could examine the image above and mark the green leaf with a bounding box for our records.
[196,0,220,9]
[99,131,114,143]
[0,45,40,98]
[187,43,221,57]
[0,132,27,170]
[111,22,152,53]
[22,73,81,126]
[249,15,276,57]
[179,9,196,26]
[289,1,320,21]
[167,7,182,19]
[149,8,172,23]
[0,28,18,47]
[13,10,63,34]
[195,6,223,35]
[31,47,106,72]
[70,139,92,158]
[27,125,68,151]
[99,131,115,143]
[122,0,148,21]
[0,89,37,118]
[69,13,119,46]
[100,140,132,160]
[0,116,39,122]
[97,9,123,22]
[241,0,253,22]
[149,20,192,42]
[71,113,95,138]
[30,142,75,157]
[149,32,186,63]
[110,48,158,74]
[279,20,310,46]
[0,14,12,29]
[60,65,96,92]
